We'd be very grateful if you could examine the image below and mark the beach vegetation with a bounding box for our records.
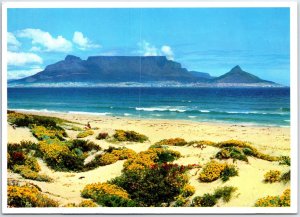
[191,186,237,207]
[76,130,94,138]
[68,139,101,152]
[123,146,181,171]
[264,170,281,183]
[155,138,187,146]
[220,165,239,182]
[181,184,196,197]
[279,156,290,166]
[254,188,290,207]
[110,163,189,206]
[70,126,83,131]
[214,186,237,202]
[188,140,216,148]
[199,160,227,182]
[99,153,119,166]
[216,147,248,162]
[96,132,109,140]
[280,170,290,183]
[8,184,58,207]
[13,165,53,182]
[112,130,148,142]
[81,182,135,207]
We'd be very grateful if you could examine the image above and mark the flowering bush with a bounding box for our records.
[39,140,85,171]
[155,138,187,146]
[99,153,119,166]
[113,130,148,142]
[111,149,137,160]
[220,165,238,182]
[78,200,98,207]
[77,130,94,138]
[181,184,196,197]
[96,132,109,140]
[7,185,58,207]
[254,188,290,207]
[199,160,227,182]
[31,125,66,141]
[81,182,135,207]
[123,147,181,171]
[264,170,281,183]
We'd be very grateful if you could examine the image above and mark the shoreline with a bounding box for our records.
[8,108,290,129]
[8,109,290,155]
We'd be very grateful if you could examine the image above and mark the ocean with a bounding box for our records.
[8,87,290,127]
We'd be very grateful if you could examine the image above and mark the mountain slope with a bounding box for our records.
[9,55,280,87]
[13,55,210,84]
[212,65,274,84]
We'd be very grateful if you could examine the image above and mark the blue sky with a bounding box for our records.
[7,8,290,85]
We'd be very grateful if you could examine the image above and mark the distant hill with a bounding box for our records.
[9,55,281,87]
[212,65,275,84]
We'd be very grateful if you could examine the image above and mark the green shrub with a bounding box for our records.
[113,130,148,142]
[96,132,109,140]
[155,138,187,146]
[77,130,94,138]
[110,163,189,206]
[13,165,52,182]
[216,147,248,162]
[192,194,217,207]
[69,139,100,152]
[220,165,238,182]
[281,170,290,183]
[279,156,290,166]
[24,156,41,172]
[214,186,237,202]
[216,140,279,162]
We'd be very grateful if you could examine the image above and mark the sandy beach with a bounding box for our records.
[7,111,290,207]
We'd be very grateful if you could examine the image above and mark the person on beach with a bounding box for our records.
[85,122,91,130]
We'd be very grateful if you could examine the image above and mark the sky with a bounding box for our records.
[7,8,290,85]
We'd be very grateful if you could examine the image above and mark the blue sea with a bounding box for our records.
[8,87,290,127]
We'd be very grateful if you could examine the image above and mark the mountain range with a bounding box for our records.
[9,55,281,87]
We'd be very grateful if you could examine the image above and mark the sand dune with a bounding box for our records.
[7,111,290,207]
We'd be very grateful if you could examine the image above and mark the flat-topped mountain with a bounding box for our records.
[9,55,280,87]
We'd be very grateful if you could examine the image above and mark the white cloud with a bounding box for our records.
[7,51,43,66]
[7,32,21,51]
[18,28,72,52]
[138,41,174,60]
[161,45,174,60]
[8,66,43,80]
[73,31,100,50]
[138,41,159,56]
